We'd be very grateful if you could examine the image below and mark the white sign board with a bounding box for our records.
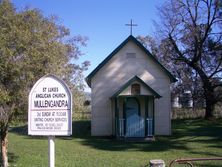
[28,74,72,136]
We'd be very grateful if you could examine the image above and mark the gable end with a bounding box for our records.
[86,35,177,87]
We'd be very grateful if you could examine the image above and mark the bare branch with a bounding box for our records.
[185,0,198,26]
[209,54,222,78]
[201,0,217,43]
[168,33,191,64]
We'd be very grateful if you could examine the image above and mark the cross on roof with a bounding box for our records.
[125,19,137,35]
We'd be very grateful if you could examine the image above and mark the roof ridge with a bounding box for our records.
[85,35,177,87]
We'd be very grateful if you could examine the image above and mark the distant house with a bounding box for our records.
[86,35,177,137]
[172,90,207,109]
[172,91,193,108]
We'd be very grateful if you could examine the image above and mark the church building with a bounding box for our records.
[86,35,177,137]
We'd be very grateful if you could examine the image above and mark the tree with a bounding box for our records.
[0,1,89,166]
[153,0,222,119]
[137,35,205,109]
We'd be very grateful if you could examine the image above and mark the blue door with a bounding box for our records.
[125,98,145,137]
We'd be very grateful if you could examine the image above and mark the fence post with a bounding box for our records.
[150,159,165,167]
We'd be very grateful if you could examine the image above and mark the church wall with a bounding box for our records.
[91,41,172,136]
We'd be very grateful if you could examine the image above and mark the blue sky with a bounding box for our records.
[12,0,164,91]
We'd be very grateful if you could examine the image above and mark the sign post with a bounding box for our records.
[48,136,55,167]
[28,74,72,167]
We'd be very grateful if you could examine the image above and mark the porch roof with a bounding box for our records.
[111,76,161,98]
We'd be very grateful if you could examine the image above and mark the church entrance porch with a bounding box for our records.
[113,95,154,138]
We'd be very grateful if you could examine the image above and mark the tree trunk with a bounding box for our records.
[1,127,9,167]
[204,90,215,120]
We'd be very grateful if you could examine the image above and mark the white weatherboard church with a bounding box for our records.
[86,35,177,137]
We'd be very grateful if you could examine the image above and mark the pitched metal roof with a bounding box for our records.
[85,35,177,87]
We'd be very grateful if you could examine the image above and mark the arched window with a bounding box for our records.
[131,83,140,95]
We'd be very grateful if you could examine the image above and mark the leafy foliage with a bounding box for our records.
[0,0,90,166]
[0,0,89,123]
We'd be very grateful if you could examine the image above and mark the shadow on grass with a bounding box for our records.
[70,120,91,138]
[70,121,187,152]
[0,152,20,166]
[0,152,19,166]
[9,120,91,139]
[8,152,19,164]
[8,119,222,167]
[77,119,222,154]
[9,125,47,140]
[9,124,28,136]
[9,119,222,154]
[79,136,189,152]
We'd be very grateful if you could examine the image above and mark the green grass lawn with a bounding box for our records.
[7,119,222,167]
